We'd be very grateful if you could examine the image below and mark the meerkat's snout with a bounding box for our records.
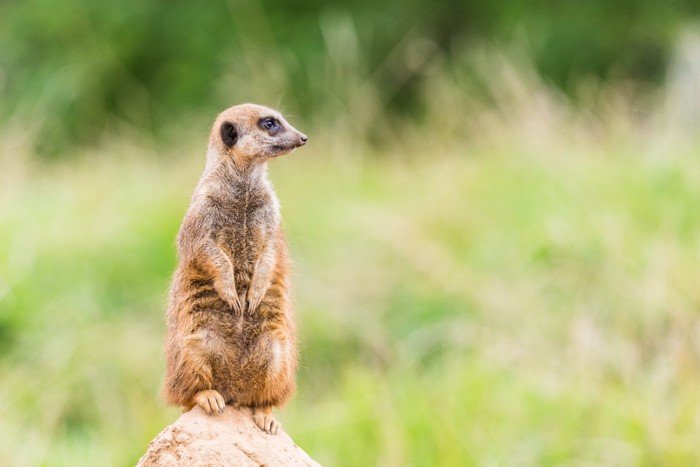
[290,132,307,150]
[268,123,307,157]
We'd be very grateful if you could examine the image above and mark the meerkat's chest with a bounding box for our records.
[221,185,276,223]
[209,185,279,262]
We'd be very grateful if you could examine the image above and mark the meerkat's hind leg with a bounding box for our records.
[193,389,226,414]
[252,406,280,434]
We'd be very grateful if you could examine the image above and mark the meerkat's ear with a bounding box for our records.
[220,121,238,147]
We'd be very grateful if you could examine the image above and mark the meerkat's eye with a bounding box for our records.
[260,117,280,134]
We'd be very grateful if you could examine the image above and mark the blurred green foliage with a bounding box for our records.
[0,0,698,154]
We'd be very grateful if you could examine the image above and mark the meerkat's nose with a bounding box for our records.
[299,134,308,145]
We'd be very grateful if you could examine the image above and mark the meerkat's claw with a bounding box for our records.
[246,297,262,314]
[193,390,226,414]
[230,297,244,314]
[253,407,280,434]
[245,288,264,313]
[216,283,243,313]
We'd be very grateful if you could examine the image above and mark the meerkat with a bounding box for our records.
[163,103,307,434]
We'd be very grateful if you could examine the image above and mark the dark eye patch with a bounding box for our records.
[259,117,281,134]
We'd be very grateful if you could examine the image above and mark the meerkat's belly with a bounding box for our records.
[212,317,291,404]
[217,187,278,294]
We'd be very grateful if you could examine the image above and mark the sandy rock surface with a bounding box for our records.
[137,406,320,466]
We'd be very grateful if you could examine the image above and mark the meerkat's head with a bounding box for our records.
[208,103,307,167]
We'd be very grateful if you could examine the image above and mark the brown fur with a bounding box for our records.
[163,103,307,434]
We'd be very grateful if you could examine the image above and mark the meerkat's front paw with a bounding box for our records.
[193,389,226,414]
[246,298,262,314]
[246,290,264,314]
[253,406,280,434]
[216,284,243,313]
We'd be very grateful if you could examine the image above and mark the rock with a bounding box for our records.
[137,406,320,467]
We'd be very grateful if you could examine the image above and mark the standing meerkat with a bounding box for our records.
[163,103,307,434]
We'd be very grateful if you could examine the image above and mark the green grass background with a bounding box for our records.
[1,105,699,465]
